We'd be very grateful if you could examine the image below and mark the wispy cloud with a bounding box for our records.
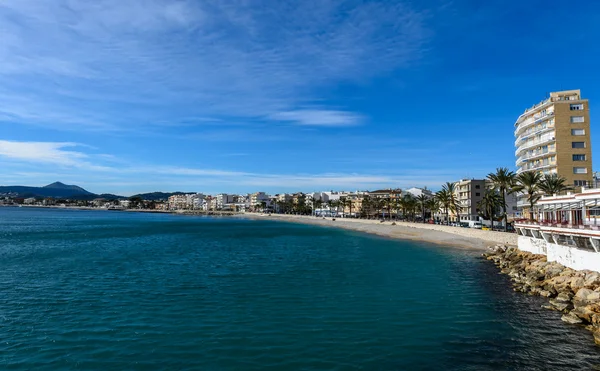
[269,109,363,127]
[0,140,111,170]
[0,0,431,131]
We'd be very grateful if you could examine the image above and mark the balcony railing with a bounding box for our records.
[514,111,554,136]
[517,150,553,163]
[517,162,555,173]
[514,125,555,146]
[516,219,600,231]
[515,135,556,155]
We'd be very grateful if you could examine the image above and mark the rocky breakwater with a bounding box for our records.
[484,245,600,346]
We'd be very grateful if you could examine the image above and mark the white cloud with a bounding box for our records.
[269,109,363,127]
[0,140,111,170]
[0,0,431,131]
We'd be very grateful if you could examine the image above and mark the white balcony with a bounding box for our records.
[517,162,556,174]
[514,111,554,136]
[517,150,554,164]
[515,135,556,155]
[514,125,555,146]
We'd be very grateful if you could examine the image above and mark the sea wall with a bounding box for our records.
[484,245,600,346]
[518,236,600,271]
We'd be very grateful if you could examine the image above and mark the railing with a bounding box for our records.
[514,125,555,146]
[517,150,552,163]
[515,135,556,155]
[514,111,554,136]
[517,162,555,173]
[516,218,600,231]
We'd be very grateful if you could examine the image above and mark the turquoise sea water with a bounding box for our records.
[0,208,598,370]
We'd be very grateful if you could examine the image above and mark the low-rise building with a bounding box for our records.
[453,179,486,222]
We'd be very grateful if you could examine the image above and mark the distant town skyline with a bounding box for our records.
[1,1,599,195]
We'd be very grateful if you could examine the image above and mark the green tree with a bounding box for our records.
[340,196,352,218]
[478,190,502,230]
[514,171,543,221]
[538,173,572,196]
[129,196,143,209]
[438,182,460,224]
[487,167,517,231]
[426,197,440,222]
[436,189,451,224]
[416,194,428,222]
[361,195,372,218]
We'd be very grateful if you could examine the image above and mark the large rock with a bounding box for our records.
[588,292,600,302]
[555,292,573,303]
[594,331,600,346]
[539,290,552,298]
[571,306,596,323]
[574,288,597,307]
[548,299,573,312]
[570,277,586,292]
[545,263,565,279]
[562,312,584,324]
[575,288,595,299]
[591,312,600,327]
[584,272,600,289]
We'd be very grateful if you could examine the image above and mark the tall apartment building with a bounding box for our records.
[453,179,486,222]
[515,89,593,187]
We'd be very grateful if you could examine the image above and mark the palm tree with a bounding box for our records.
[416,194,428,222]
[331,199,341,217]
[426,197,441,222]
[340,196,352,218]
[375,198,386,220]
[487,167,517,231]
[441,182,460,224]
[361,195,372,218]
[436,189,451,224]
[312,198,323,216]
[514,171,543,221]
[478,190,502,230]
[538,173,572,196]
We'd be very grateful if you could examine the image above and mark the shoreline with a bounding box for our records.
[8,206,517,250]
[241,213,517,250]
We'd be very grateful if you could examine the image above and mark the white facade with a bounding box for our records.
[250,192,270,206]
[518,236,600,272]
[216,194,235,209]
[404,187,433,198]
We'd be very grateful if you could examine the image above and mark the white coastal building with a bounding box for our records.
[515,187,600,272]
[404,187,433,198]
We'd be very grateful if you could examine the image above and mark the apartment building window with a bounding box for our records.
[570,104,584,110]
[475,185,480,189]
[573,154,586,161]
[572,129,585,136]
[572,142,586,148]
[574,180,588,186]
[573,167,588,174]
[571,116,585,123]
[475,193,480,197]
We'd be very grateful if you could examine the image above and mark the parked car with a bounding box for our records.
[467,220,482,229]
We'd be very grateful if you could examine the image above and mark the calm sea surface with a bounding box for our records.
[0,207,599,370]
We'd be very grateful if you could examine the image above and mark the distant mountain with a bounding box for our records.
[0,182,185,201]
[129,192,187,201]
[43,181,92,194]
[0,181,117,199]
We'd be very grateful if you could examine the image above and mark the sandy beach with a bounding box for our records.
[244,213,517,250]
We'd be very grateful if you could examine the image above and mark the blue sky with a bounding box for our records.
[1,0,599,196]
